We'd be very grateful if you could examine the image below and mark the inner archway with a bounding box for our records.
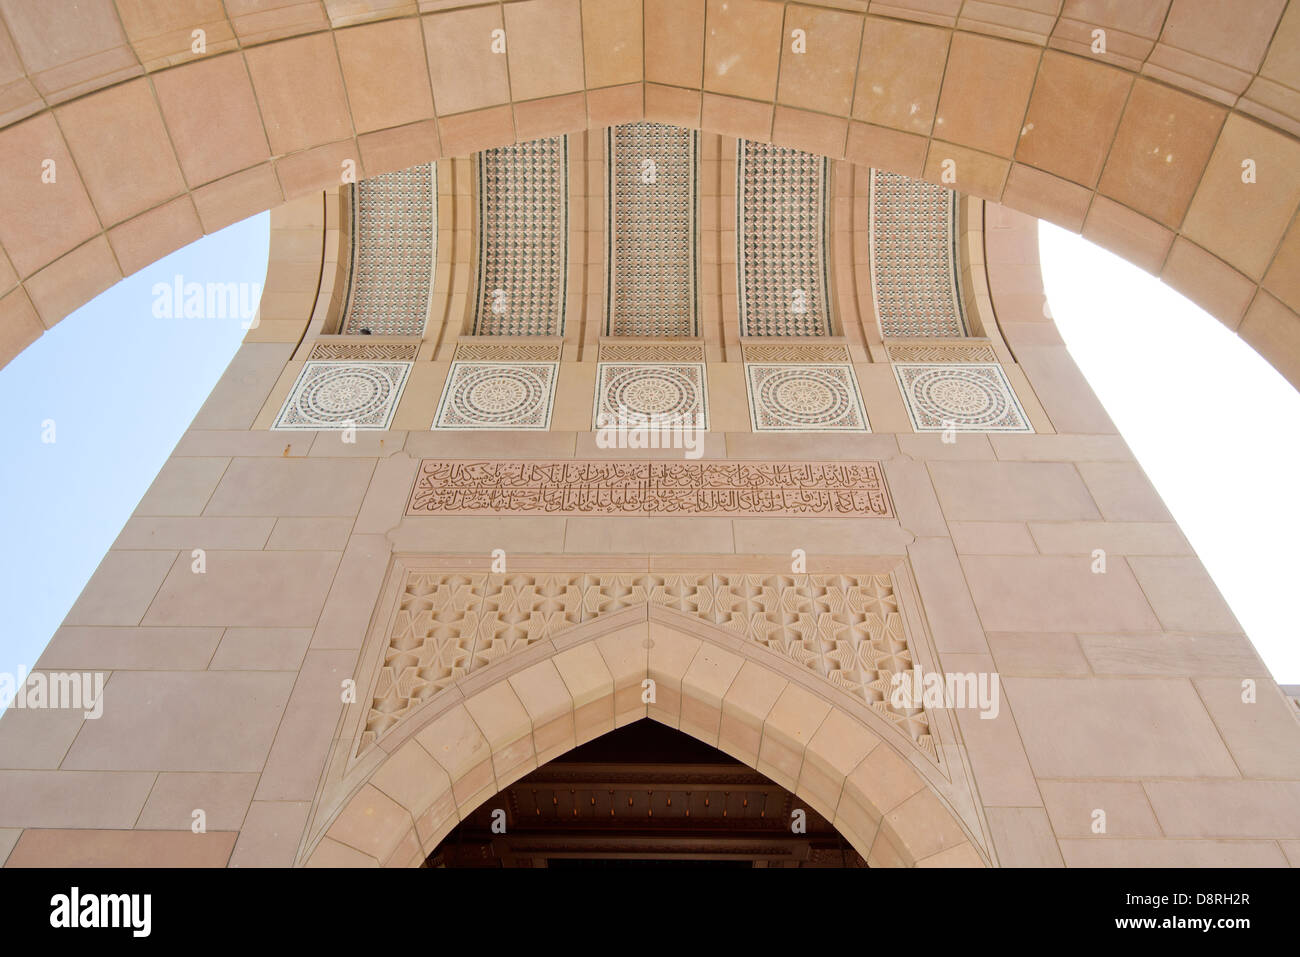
[426,720,865,868]
[303,604,991,869]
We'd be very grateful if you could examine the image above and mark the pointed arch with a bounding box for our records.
[302,613,989,868]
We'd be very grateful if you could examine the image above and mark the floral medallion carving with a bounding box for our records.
[745,363,870,432]
[893,362,1032,432]
[273,360,411,430]
[433,361,559,430]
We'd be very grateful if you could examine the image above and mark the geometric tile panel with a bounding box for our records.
[342,163,436,336]
[593,362,708,429]
[745,363,870,432]
[308,341,421,361]
[452,342,562,362]
[272,360,412,430]
[741,342,852,363]
[472,136,569,337]
[869,169,968,338]
[885,341,996,363]
[596,341,705,363]
[737,140,832,337]
[357,570,934,759]
[432,361,559,431]
[893,363,1032,432]
[406,460,894,517]
[606,122,698,337]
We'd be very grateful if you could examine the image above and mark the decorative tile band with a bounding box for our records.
[308,341,421,361]
[472,136,569,336]
[868,169,967,338]
[893,362,1032,433]
[737,140,832,338]
[745,363,870,433]
[406,460,894,517]
[342,164,436,337]
[606,122,699,337]
[433,361,559,431]
[453,342,563,362]
[358,567,932,759]
[597,342,706,363]
[886,342,997,363]
[741,342,852,363]
[273,360,412,430]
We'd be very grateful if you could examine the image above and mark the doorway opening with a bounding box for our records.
[425,720,866,868]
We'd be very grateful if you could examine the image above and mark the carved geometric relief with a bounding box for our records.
[597,342,706,363]
[358,570,934,760]
[361,572,586,752]
[342,163,436,336]
[432,361,559,430]
[272,360,412,430]
[893,363,1033,433]
[472,136,569,337]
[737,140,832,337]
[869,169,967,338]
[453,342,563,362]
[745,363,870,432]
[594,362,708,429]
[741,342,852,364]
[886,342,997,363]
[406,460,895,517]
[308,341,421,361]
[606,122,699,337]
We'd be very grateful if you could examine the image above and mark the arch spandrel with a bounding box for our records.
[302,606,992,868]
[295,553,994,867]
[0,1,1298,388]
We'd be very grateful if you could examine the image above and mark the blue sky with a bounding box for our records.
[0,213,1295,685]
[0,213,269,682]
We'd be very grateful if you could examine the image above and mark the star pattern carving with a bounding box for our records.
[357,572,935,761]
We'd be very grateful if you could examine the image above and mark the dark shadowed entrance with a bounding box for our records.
[426,720,866,868]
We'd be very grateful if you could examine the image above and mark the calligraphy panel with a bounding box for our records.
[406,459,894,518]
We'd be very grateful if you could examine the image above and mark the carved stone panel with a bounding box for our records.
[357,567,935,760]
[405,460,895,517]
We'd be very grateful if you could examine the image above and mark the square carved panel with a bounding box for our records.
[273,360,412,430]
[745,363,870,432]
[893,363,1032,433]
[593,362,708,429]
[433,361,559,431]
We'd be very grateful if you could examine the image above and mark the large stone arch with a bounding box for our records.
[1,1,1299,388]
[302,611,989,868]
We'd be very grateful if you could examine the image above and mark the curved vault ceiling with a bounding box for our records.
[328,126,977,359]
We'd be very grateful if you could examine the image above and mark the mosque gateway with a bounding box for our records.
[0,0,1296,921]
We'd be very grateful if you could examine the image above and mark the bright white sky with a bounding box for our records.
[0,215,1295,689]
[1039,222,1300,684]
